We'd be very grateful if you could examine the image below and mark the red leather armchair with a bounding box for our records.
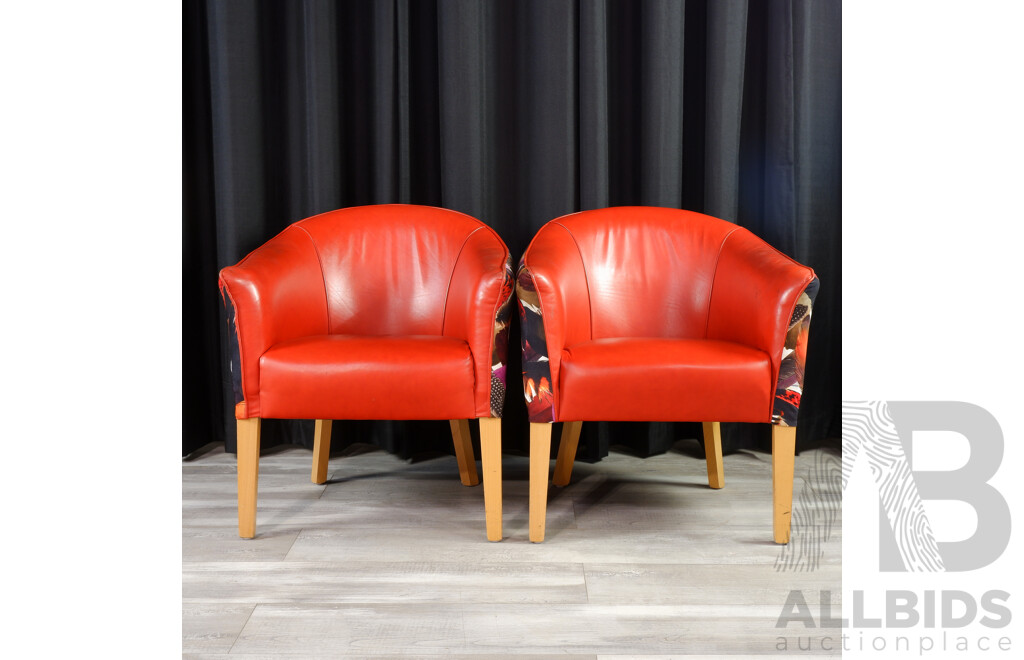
[219,205,514,541]
[517,207,818,543]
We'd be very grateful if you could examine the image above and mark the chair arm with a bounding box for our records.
[770,277,819,426]
[705,227,818,425]
[517,222,593,423]
[218,225,329,418]
[443,228,513,418]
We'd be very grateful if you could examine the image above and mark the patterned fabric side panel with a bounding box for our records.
[489,255,516,417]
[516,260,555,423]
[219,281,244,407]
[772,277,820,426]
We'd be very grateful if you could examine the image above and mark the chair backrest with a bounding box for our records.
[295,204,496,336]
[549,206,740,339]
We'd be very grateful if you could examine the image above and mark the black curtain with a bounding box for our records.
[183,0,841,462]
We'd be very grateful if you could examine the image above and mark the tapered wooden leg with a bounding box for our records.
[479,417,502,541]
[529,422,553,543]
[772,425,797,544]
[552,421,582,487]
[702,421,724,489]
[237,417,261,539]
[311,419,333,485]
[450,419,480,486]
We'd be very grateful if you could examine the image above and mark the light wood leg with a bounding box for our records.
[450,419,480,486]
[529,422,553,543]
[479,417,502,541]
[237,417,261,539]
[552,421,582,487]
[772,425,797,544]
[311,419,333,484]
[702,421,724,489]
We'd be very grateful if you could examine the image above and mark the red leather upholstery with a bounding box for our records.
[558,339,772,422]
[219,204,512,421]
[518,207,817,425]
[258,335,475,420]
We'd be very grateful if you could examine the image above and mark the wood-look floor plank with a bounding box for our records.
[183,528,300,562]
[184,492,576,531]
[285,525,841,565]
[183,561,587,604]
[462,604,845,656]
[567,480,842,529]
[584,563,841,605]
[229,603,843,655]
[182,603,254,654]
[231,604,464,654]
[183,473,327,500]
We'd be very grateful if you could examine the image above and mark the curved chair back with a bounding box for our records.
[533,207,738,339]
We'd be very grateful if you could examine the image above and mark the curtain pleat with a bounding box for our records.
[578,0,610,211]
[639,0,685,208]
[704,0,747,221]
[183,0,841,460]
[298,1,343,214]
[438,0,495,223]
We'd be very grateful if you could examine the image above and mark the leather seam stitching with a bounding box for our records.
[703,227,740,340]
[295,224,332,335]
[551,221,594,341]
[441,226,484,337]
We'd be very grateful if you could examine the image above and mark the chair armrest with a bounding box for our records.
[517,222,593,423]
[770,277,819,426]
[443,228,513,418]
[705,227,818,425]
[218,225,329,418]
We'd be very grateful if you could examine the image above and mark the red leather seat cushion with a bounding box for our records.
[258,335,476,420]
[557,338,772,422]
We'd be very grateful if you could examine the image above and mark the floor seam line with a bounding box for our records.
[225,602,258,654]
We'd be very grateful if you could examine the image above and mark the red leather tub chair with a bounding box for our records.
[218,205,514,541]
[517,207,819,543]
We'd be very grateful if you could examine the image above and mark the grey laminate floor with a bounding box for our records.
[183,439,842,658]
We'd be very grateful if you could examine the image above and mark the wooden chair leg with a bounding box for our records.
[702,421,724,489]
[479,418,502,541]
[772,425,797,544]
[529,422,553,543]
[237,417,261,539]
[552,421,582,487]
[311,419,333,485]
[450,419,480,486]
